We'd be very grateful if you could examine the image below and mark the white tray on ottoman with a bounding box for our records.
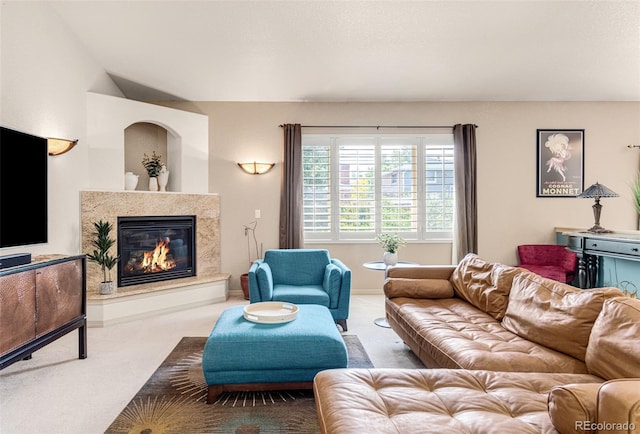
[243,301,299,324]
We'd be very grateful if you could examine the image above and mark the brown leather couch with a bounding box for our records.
[314,254,640,433]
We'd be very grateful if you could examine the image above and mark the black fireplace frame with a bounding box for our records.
[117,215,196,287]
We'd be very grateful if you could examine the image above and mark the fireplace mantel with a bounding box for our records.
[80,190,228,326]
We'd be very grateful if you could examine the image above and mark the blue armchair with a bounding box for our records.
[248,249,351,330]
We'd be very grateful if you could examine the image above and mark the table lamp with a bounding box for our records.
[577,182,619,233]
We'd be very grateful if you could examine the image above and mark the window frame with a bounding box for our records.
[302,133,454,243]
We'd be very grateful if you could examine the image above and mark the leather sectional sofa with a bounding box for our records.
[314,254,640,433]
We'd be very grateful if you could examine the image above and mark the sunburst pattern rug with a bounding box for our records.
[105,335,373,434]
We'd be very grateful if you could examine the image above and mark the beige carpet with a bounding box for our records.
[105,335,373,434]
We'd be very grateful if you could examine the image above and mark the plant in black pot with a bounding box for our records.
[240,220,263,300]
[87,219,120,295]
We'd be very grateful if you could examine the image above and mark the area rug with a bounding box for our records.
[105,335,373,434]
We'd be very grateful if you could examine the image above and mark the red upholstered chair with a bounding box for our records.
[516,244,578,283]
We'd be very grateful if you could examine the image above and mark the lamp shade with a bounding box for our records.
[48,138,78,156]
[577,182,619,199]
[578,182,618,233]
[237,162,275,175]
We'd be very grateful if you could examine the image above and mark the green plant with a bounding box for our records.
[142,151,163,177]
[86,220,120,283]
[633,172,640,215]
[376,233,407,253]
[243,220,263,266]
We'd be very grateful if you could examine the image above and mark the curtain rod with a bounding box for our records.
[279,124,458,129]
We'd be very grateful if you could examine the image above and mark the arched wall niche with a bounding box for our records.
[86,92,208,193]
[124,122,170,191]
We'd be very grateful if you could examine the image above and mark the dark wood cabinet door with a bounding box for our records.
[35,259,83,337]
[0,270,36,355]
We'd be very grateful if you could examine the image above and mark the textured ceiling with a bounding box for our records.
[48,0,640,102]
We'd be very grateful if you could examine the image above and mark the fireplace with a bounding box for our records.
[117,216,196,287]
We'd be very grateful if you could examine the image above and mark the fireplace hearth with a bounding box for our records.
[117,216,196,287]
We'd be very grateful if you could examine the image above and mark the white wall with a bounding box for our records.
[1,2,123,256]
[86,93,208,193]
[163,101,640,292]
[1,3,208,260]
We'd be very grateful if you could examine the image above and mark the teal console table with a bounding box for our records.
[566,231,640,296]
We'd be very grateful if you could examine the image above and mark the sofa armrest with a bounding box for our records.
[330,258,350,275]
[323,263,341,308]
[548,383,600,434]
[547,380,640,434]
[329,258,351,312]
[384,277,455,299]
[597,378,640,433]
[248,260,273,302]
[386,265,456,280]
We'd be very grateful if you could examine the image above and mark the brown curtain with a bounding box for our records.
[279,124,303,248]
[453,123,478,262]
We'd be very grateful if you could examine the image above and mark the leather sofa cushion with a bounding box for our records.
[387,265,455,280]
[385,297,589,373]
[314,368,602,434]
[585,297,640,380]
[384,278,454,299]
[547,383,600,434]
[450,253,522,320]
[502,272,622,361]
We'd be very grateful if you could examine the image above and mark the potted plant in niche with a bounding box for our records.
[240,220,263,300]
[87,220,120,295]
[142,151,163,191]
[376,233,407,266]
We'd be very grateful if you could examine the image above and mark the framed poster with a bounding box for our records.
[536,129,584,197]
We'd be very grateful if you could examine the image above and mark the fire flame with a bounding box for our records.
[141,238,176,272]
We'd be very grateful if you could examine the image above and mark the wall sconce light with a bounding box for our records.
[48,137,78,156]
[237,161,275,175]
[577,182,619,233]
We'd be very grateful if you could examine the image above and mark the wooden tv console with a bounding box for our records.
[0,254,87,370]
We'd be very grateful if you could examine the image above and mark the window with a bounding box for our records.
[303,134,454,242]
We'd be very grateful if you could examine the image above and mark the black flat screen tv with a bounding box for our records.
[0,126,48,248]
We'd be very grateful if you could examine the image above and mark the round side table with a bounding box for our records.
[363,261,417,328]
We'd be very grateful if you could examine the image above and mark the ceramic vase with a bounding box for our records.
[383,251,398,266]
[149,176,158,191]
[157,170,169,192]
[124,172,139,191]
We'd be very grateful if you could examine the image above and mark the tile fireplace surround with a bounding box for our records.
[80,191,229,326]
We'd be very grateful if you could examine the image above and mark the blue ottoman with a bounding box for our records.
[202,304,348,403]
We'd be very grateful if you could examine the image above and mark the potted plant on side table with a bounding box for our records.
[376,233,407,266]
[87,219,120,295]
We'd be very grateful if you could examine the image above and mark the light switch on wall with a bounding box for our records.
[255,209,261,219]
